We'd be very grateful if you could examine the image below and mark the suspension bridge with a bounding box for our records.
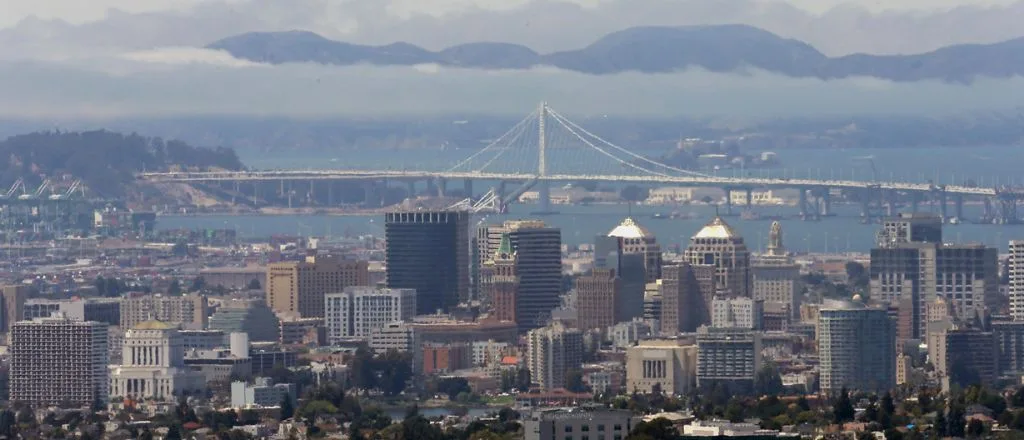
[138,103,1024,223]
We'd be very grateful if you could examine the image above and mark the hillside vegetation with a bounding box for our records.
[0,130,243,196]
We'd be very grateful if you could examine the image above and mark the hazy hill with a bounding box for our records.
[0,131,243,196]
[207,24,1024,83]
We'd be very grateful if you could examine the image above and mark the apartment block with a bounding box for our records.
[9,314,109,406]
[325,287,416,344]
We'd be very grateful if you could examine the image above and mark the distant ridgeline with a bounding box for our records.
[0,130,244,197]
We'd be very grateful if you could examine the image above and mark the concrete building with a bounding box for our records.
[1010,240,1024,321]
[478,220,562,332]
[180,330,228,351]
[279,317,325,346]
[877,213,943,246]
[325,287,416,343]
[752,222,802,318]
[209,299,280,342]
[479,233,518,323]
[0,284,27,335]
[871,214,998,339]
[711,297,764,330]
[576,268,622,331]
[266,255,369,318]
[606,217,663,283]
[121,293,208,330]
[471,340,511,367]
[994,320,1024,376]
[608,319,654,349]
[818,297,896,394]
[528,322,583,391]
[696,327,761,390]
[184,333,253,383]
[230,377,296,409]
[9,314,109,406]
[386,210,469,314]
[109,320,206,401]
[524,408,636,440]
[660,263,715,335]
[626,339,697,395]
[934,326,997,391]
[369,322,419,355]
[23,297,120,326]
[683,216,752,298]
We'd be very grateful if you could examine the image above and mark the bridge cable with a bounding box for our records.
[546,107,713,178]
[447,109,538,173]
[548,110,672,178]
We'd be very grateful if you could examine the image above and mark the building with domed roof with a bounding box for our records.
[109,320,207,402]
[683,216,752,299]
[606,217,662,283]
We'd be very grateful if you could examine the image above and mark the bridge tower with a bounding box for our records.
[536,101,554,214]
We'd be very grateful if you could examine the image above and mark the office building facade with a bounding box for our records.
[324,287,416,342]
[527,322,583,391]
[683,216,752,298]
[121,293,208,330]
[386,211,469,314]
[266,255,369,318]
[818,298,896,394]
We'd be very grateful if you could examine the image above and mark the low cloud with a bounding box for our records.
[1,0,1024,61]
[1,52,1022,120]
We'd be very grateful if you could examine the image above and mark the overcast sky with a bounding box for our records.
[0,0,1022,119]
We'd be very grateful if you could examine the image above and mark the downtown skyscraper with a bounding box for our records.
[385,210,470,315]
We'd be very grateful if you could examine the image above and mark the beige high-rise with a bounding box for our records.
[121,293,208,330]
[684,217,752,298]
[267,255,369,318]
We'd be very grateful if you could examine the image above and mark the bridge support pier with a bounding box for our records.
[723,188,733,216]
[745,188,753,210]
[938,190,948,221]
[954,195,964,221]
[436,178,447,198]
[798,190,809,220]
[538,181,552,213]
[910,192,921,213]
[819,190,831,217]
[998,197,1019,224]
[464,179,474,200]
[407,181,417,199]
[885,190,897,217]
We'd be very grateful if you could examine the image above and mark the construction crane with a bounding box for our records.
[18,179,50,200]
[49,180,83,200]
[2,179,24,199]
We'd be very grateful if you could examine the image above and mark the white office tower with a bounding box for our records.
[711,297,764,330]
[230,332,250,358]
[527,321,583,391]
[325,287,417,343]
[109,321,206,402]
[10,314,109,406]
[1011,241,1024,321]
[818,296,896,394]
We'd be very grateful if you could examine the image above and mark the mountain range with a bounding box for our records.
[207,24,1024,83]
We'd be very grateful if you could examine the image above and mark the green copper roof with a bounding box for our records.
[495,232,513,259]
